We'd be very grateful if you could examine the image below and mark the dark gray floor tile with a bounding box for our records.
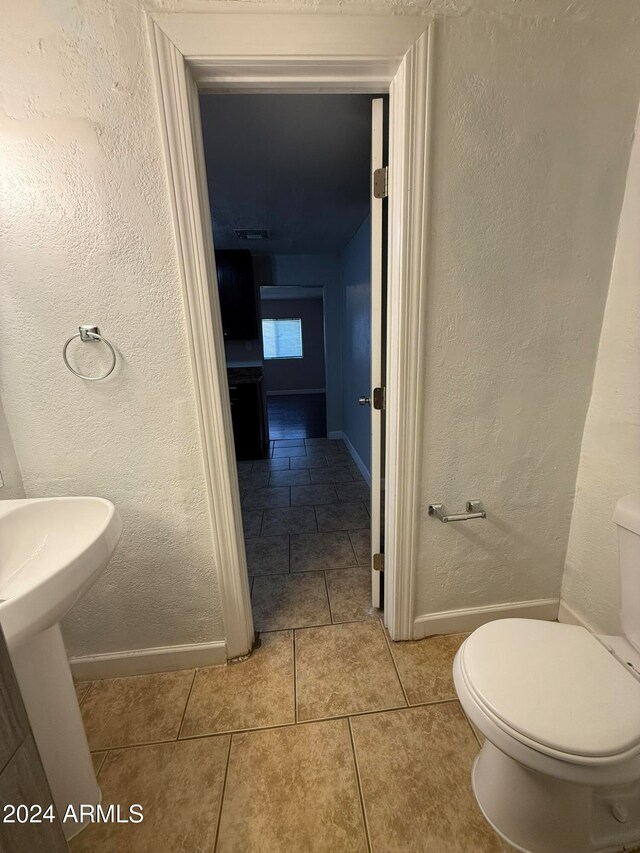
[325,452,354,467]
[274,439,306,447]
[348,528,371,566]
[304,444,332,457]
[273,446,308,458]
[269,469,311,487]
[242,487,290,510]
[245,535,290,576]
[251,574,331,631]
[290,456,329,470]
[309,466,355,484]
[241,509,263,539]
[262,506,318,536]
[290,485,339,507]
[238,472,270,490]
[251,458,290,473]
[290,531,358,572]
[316,502,370,532]
[335,482,371,503]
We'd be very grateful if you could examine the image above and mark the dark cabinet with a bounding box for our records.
[215,250,259,340]
[229,378,268,460]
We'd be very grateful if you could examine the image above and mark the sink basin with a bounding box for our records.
[0,497,122,650]
[0,497,122,839]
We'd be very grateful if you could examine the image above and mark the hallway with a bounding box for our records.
[241,437,373,629]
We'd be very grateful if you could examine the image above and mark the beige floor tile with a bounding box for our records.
[351,703,509,852]
[326,566,381,623]
[91,751,107,775]
[252,573,330,631]
[80,670,195,750]
[216,719,367,853]
[387,632,468,704]
[70,737,230,853]
[296,621,405,721]
[180,632,294,736]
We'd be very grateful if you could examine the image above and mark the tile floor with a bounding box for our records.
[71,438,508,852]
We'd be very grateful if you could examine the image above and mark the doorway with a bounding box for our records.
[199,93,382,631]
[148,14,433,656]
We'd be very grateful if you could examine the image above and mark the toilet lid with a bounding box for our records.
[459,619,640,760]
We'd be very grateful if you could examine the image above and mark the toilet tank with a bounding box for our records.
[614,494,640,653]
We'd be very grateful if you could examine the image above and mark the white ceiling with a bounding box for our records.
[199,94,375,254]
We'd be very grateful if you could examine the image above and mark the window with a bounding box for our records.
[262,318,303,360]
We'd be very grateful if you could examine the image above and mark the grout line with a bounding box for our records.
[77,682,95,706]
[92,750,108,778]
[323,571,334,624]
[0,739,24,779]
[348,717,373,853]
[380,621,410,707]
[176,669,198,740]
[213,734,233,852]
[160,699,462,744]
[461,707,484,749]
[292,630,298,724]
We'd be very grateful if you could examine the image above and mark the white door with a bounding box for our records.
[369,97,386,609]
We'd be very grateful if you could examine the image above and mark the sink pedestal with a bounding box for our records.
[11,624,100,840]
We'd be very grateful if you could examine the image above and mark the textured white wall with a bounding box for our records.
[414,11,640,617]
[2,0,640,658]
[560,113,640,635]
[0,0,224,656]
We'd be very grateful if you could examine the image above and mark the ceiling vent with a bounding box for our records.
[234,229,270,241]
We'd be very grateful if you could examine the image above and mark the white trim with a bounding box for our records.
[328,430,344,441]
[413,599,560,639]
[339,430,372,486]
[266,388,326,396]
[384,26,435,640]
[69,641,227,680]
[147,19,254,659]
[152,13,428,67]
[557,600,599,633]
[146,10,432,651]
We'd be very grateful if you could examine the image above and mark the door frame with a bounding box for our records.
[146,11,435,657]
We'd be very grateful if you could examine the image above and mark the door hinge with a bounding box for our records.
[373,387,386,410]
[373,553,385,572]
[373,167,388,200]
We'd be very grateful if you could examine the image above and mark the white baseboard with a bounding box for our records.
[557,600,598,633]
[69,640,227,680]
[266,388,325,396]
[336,431,372,486]
[413,598,560,639]
[328,430,343,440]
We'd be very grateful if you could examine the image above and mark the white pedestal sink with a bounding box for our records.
[0,497,122,840]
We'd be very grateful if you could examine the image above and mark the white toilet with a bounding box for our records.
[454,494,640,853]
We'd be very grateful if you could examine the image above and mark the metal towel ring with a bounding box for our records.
[63,325,116,381]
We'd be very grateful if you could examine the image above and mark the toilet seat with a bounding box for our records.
[457,619,640,766]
